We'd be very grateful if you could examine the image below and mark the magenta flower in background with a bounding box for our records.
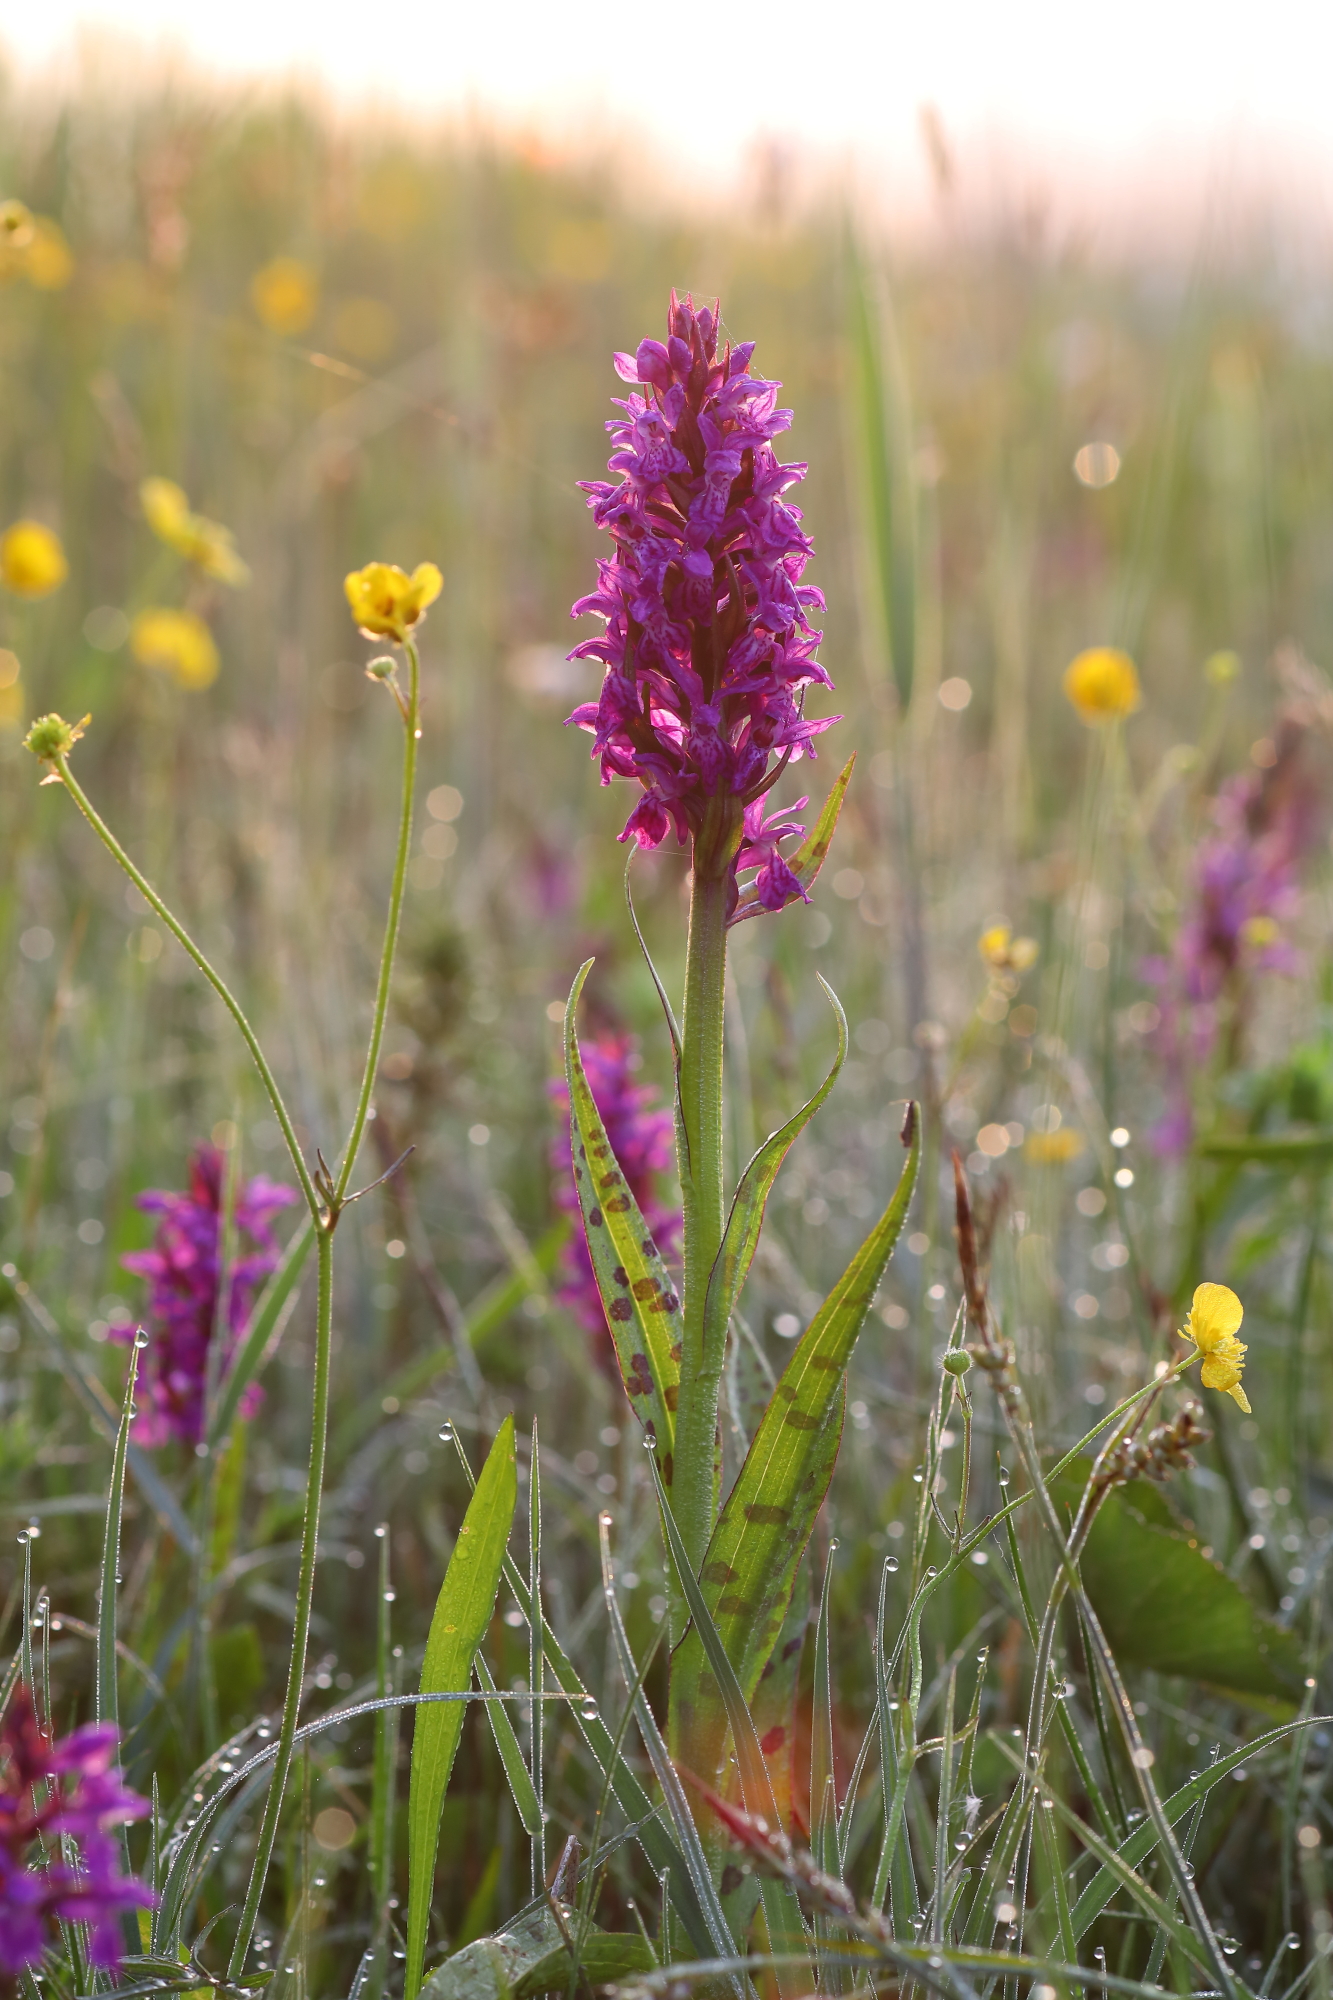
[1143,722,1317,1154]
[550,1035,681,1346]
[0,1684,154,1975]
[567,292,838,917]
[121,1143,297,1445]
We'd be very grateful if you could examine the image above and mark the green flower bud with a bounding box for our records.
[24,710,88,764]
[942,1348,972,1378]
[364,655,397,682]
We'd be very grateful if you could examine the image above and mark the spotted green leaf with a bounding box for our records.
[563,960,681,1481]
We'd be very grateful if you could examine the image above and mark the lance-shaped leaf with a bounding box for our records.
[702,977,847,1373]
[671,1109,919,1768]
[563,960,681,1480]
[406,1419,517,2000]
[729,753,856,926]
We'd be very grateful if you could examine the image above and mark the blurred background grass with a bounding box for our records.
[5,72,1333,1977]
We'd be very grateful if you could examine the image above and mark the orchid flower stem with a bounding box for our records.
[673,856,731,1605]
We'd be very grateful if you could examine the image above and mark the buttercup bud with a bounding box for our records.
[24,711,88,765]
[942,1349,972,1377]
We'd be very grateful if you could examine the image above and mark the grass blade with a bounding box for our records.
[701,975,847,1370]
[405,1417,517,2000]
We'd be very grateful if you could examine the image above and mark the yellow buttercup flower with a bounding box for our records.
[131,608,220,690]
[0,207,74,289]
[1,520,67,598]
[344,561,443,642]
[979,924,1039,974]
[251,256,318,336]
[141,477,249,587]
[1182,1281,1250,1413]
[1024,1128,1084,1164]
[1063,647,1141,724]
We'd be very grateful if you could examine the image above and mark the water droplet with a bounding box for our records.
[392,1950,406,1961]
[383,1589,396,1603]
[599,1510,613,1527]
[642,1431,657,1451]
[134,1331,149,1349]
[438,1423,454,1444]
[954,1836,968,1851]
[580,1695,598,1720]
[998,1467,1011,1487]
[977,1650,988,1665]
[912,1467,924,1483]
[829,1538,840,1552]
[885,1556,899,1574]
[925,1566,938,1578]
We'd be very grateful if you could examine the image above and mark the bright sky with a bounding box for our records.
[5,0,1333,231]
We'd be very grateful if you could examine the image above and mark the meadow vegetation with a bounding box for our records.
[3,72,1333,2000]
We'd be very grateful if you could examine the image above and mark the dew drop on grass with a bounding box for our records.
[134,1331,149,1349]
[598,1510,613,1527]
[580,1695,598,1719]
[998,1468,1011,1487]
[642,1431,657,1450]
[382,1589,396,1603]
[438,1423,454,1444]
[885,1556,899,1573]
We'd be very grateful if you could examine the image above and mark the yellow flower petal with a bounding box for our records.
[251,256,319,336]
[0,520,67,598]
[130,608,219,690]
[345,559,442,641]
[1184,1282,1244,1352]
[1063,647,1141,724]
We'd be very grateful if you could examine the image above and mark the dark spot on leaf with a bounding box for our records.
[664,1383,679,1411]
[588,1207,603,1227]
[641,1238,655,1254]
[809,1354,841,1371]
[626,1353,653,1397]
[784,1410,820,1430]
[717,1595,753,1618]
[721,1865,744,1897]
[782,1634,803,1662]
[605,1194,631,1213]
[611,1264,629,1287]
[744,1504,790,1525]
[661,1451,673,1485]
[599,1171,621,1190]
[760,1724,787,1754]
[632,1277,657,1301]
[703,1560,739,1585]
[610,1297,633,1322]
[670,1340,682,1362]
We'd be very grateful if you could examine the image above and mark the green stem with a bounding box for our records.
[672,837,732,1588]
[53,757,320,1221]
[335,639,420,1202]
[226,1216,334,1979]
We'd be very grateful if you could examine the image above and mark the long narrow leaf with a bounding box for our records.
[564,960,681,1476]
[701,977,847,1370]
[405,1418,517,2000]
[672,1109,919,1766]
[98,1341,140,1730]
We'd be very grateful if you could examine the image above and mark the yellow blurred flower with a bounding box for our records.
[0,648,21,729]
[1240,915,1280,949]
[344,560,442,642]
[1204,649,1241,686]
[979,924,1039,974]
[0,199,34,253]
[1024,1128,1084,1165]
[140,477,249,587]
[1,520,67,598]
[251,256,318,336]
[131,608,220,690]
[1063,647,1141,724]
[0,206,74,289]
[1182,1281,1250,1413]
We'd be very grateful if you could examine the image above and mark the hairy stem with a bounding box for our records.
[53,757,319,1220]
[227,1218,334,1977]
[335,640,420,1202]
[672,843,732,1592]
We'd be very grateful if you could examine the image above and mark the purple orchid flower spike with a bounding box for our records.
[567,292,839,919]
[121,1142,297,1445]
[0,1685,155,1975]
